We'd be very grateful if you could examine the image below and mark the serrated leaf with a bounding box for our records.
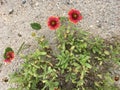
[31,23,41,30]
[4,47,13,59]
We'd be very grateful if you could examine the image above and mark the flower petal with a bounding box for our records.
[68,9,82,24]
[4,59,11,63]
[6,51,15,60]
[47,16,60,30]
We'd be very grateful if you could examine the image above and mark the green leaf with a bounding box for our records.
[60,16,67,22]
[4,47,13,59]
[8,88,17,90]
[32,49,47,58]
[0,63,2,68]
[104,50,110,55]
[94,82,100,87]
[70,46,75,51]
[85,63,92,69]
[31,23,41,30]
[17,42,25,55]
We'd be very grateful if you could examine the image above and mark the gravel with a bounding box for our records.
[0,0,120,90]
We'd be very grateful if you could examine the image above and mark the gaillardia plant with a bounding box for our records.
[8,9,120,90]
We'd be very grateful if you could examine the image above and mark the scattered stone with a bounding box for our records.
[0,1,3,5]
[96,20,100,23]
[97,24,102,28]
[67,2,70,5]
[90,25,93,28]
[2,77,8,82]
[18,33,22,37]
[35,2,39,6]
[114,76,119,81]
[22,0,26,4]
[9,9,14,14]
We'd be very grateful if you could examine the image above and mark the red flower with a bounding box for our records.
[6,51,14,60]
[68,9,82,24]
[4,51,14,63]
[4,58,12,63]
[47,16,60,30]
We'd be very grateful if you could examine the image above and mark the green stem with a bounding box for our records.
[16,42,25,55]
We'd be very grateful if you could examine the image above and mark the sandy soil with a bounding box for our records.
[0,0,120,90]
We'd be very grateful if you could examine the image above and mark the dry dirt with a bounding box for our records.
[0,0,120,90]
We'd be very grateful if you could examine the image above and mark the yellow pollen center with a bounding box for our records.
[51,21,55,25]
[7,56,10,58]
[73,14,77,18]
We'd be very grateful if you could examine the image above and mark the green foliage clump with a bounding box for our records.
[9,17,120,90]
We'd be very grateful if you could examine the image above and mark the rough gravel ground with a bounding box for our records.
[0,0,120,90]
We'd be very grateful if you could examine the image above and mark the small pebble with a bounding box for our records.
[114,76,119,81]
[67,2,70,5]
[90,25,93,28]
[35,2,39,6]
[22,0,26,4]
[97,24,102,28]
[2,77,8,82]
[1,1,3,5]
[18,33,22,37]
[9,9,14,14]
[96,20,100,23]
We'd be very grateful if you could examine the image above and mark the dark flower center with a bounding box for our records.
[6,52,14,59]
[50,21,57,26]
[72,13,78,19]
